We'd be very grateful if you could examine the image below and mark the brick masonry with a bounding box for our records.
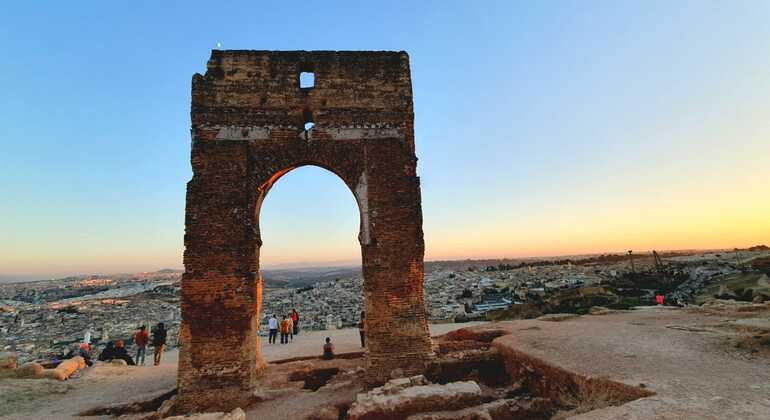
[177,50,434,412]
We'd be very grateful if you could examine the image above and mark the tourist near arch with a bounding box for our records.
[178,50,433,411]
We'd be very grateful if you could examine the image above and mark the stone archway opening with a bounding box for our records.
[256,164,364,338]
[177,50,434,412]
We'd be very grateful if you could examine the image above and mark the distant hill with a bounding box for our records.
[262,266,361,289]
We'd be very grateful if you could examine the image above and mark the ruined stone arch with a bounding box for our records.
[178,50,433,412]
[254,162,362,239]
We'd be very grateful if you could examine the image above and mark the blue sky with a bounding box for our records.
[2,1,769,278]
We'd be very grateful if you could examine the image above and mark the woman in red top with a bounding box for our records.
[291,309,300,335]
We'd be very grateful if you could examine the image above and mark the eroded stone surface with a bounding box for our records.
[178,50,433,412]
[347,380,483,420]
[165,407,245,420]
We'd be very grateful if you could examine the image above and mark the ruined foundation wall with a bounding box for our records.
[178,50,433,412]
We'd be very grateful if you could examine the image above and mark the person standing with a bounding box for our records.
[286,314,294,342]
[279,315,290,344]
[134,325,149,365]
[151,322,167,366]
[291,309,300,335]
[358,311,366,348]
[268,314,278,344]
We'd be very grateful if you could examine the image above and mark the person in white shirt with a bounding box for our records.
[268,314,278,344]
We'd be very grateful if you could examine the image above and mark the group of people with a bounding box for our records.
[267,309,300,344]
[263,310,367,361]
[97,322,168,366]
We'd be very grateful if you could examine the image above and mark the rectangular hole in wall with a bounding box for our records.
[300,72,315,88]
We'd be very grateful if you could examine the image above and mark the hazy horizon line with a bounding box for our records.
[2,245,760,284]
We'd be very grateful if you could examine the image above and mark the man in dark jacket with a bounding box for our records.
[98,341,116,361]
[152,323,167,366]
[113,340,136,365]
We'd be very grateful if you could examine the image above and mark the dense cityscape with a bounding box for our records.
[2,248,769,365]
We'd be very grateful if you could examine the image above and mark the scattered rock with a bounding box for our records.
[589,306,611,315]
[156,395,176,418]
[409,375,430,386]
[251,388,283,402]
[0,352,18,370]
[536,314,579,322]
[665,325,709,333]
[443,328,508,343]
[165,407,245,420]
[406,396,553,420]
[348,380,483,420]
[306,406,340,420]
[14,362,44,379]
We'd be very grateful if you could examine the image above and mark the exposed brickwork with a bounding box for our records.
[178,50,433,412]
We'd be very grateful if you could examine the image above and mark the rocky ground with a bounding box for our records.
[1,304,769,419]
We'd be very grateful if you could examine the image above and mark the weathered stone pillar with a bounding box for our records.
[177,141,265,411]
[359,141,433,383]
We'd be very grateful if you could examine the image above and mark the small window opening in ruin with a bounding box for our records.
[300,72,315,88]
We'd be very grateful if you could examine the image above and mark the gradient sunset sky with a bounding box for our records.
[1,1,769,279]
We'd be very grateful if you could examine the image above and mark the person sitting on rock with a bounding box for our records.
[113,340,136,365]
[78,343,93,367]
[98,341,116,362]
[322,337,334,360]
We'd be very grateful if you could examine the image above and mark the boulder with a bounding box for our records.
[14,362,44,378]
[348,380,483,420]
[44,356,84,381]
[589,306,611,315]
[111,359,128,366]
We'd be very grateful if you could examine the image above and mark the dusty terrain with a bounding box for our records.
[2,308,769,419]
[497,306,770,419]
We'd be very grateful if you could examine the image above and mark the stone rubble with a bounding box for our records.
[347,378,483,420]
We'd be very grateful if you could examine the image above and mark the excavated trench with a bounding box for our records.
[306,327,653,419]
[419,327,654,419]
[78,328,653,419]
[78,388,176,417]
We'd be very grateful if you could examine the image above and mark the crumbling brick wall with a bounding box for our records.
[177,50,433,412]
